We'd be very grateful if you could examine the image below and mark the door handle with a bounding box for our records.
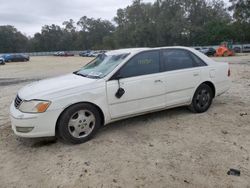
[193,72,199,77]
[154,80,163,83]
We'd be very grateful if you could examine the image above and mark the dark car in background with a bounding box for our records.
[201,48,216,56]
[0,56,5,65]
[194,47,202,52]
[194,47,216,56]
[233,46,241,53]
[2,54,29,62]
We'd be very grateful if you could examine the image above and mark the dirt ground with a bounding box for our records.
[0,55,250,188]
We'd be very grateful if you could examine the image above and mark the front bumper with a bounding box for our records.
[10,102,61,138]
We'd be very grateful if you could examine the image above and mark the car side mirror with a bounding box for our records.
[113,72,123,80]
[115,88,125,99]
[114,73,125,99]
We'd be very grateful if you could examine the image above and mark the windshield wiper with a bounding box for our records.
[73,71,101,79]
[73,71,87,77]
[87,75,101,79]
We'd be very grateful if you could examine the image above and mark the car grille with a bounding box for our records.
[14,95,23,108]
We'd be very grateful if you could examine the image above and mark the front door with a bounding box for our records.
[106,50,166,119]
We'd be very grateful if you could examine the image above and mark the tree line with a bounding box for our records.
[0,0,249,53]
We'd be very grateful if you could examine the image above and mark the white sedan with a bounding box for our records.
[10,47,230,144]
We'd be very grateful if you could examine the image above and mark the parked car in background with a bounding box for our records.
[194,47,202,52]
[233,46,241,53]
[86,51,98,57]
[0,56,5,65]
[88,51,105,57]
[2,54,29,62]
[54,52,74,57]
[242,45,250,53]
[62,52,74,56]
[80,50,107,57]
[53,52,60,56]
[79,50,91,57]
[229,44,250,53]
[1,54,12,62]
[10,46,230,144]
[200,48,216,56]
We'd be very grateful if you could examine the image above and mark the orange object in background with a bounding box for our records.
[215,42,235,57]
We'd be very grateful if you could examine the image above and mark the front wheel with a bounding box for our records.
[189,84,213,113]
[57,103,101,144]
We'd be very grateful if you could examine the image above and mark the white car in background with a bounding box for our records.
[10,47,230,144]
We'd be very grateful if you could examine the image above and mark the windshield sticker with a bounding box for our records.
[138,59,153,65]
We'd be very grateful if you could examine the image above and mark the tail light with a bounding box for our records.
[228,68,231,77]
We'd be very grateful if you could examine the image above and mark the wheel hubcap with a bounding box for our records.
[68,110,95,138]
[196,89,210,109]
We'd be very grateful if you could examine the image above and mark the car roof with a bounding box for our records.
[106,46,202,55]
[106,46,216,65]
[106,48,149,55]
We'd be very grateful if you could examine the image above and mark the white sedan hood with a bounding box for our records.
[18,74,98,100]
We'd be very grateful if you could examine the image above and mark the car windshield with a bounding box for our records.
[75,53,130,79]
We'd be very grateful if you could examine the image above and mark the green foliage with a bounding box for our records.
[0,25,29,53]
[228,0,250,44]
[113,0,233,47]
[229,0,250,23]
[0,0,250,53]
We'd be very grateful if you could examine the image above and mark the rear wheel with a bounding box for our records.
[223,51,229,57]
[189,84,213,113]
[57,103,101,144]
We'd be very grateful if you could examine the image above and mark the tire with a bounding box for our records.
[57,103,101,144]
[223,51,229,57]
[189,84,213,113]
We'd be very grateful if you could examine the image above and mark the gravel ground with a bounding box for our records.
[0,55,250,188]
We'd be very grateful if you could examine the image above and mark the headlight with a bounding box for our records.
[19,100,51,113]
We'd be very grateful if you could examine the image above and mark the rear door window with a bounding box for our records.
[162,49,205,71]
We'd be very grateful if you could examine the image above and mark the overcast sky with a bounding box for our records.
[0,0,229,37]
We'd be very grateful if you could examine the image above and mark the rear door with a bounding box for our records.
[17,55,22,61]
[106,50,166,119]
[161,49,207,106]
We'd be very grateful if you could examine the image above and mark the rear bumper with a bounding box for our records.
[10,102,61,138]
[215,80,230,96]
